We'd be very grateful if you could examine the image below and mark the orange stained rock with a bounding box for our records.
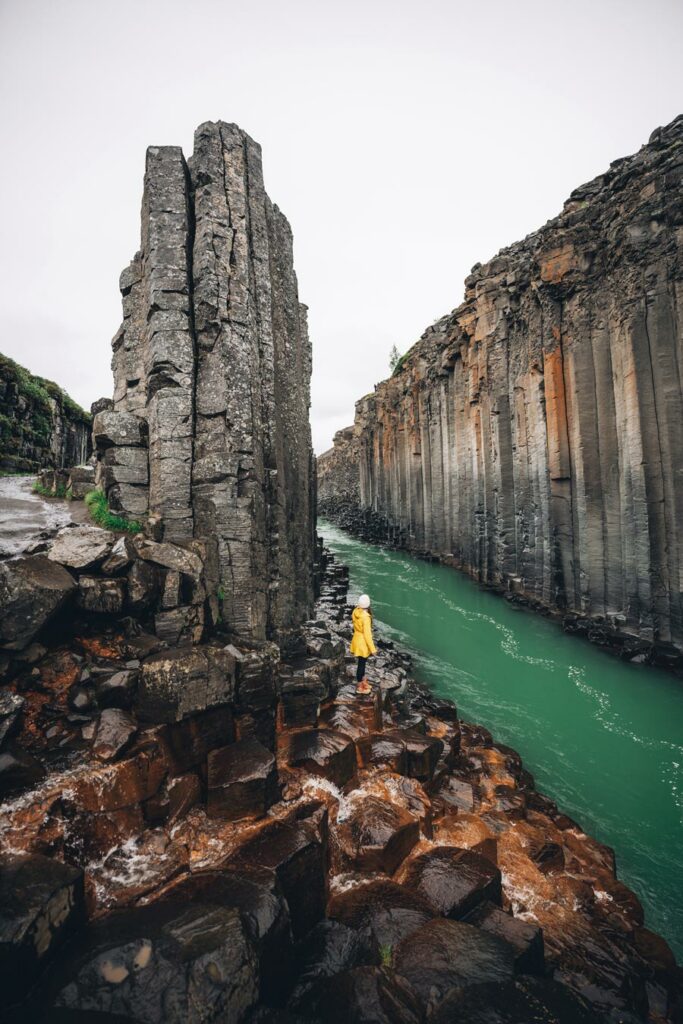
[539,243,576,283]
[430,811,495,851]
[76,635,124,660]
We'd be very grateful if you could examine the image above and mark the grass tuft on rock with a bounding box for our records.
[85,489,142,534]
[33,480,68,499]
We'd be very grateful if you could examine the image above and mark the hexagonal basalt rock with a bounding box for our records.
[337,795,420,874]
[465,901,544,975]
[394,918,515,1015]
[400,846,502,919]
[327,879,436,949]
[227,817,327,939]
[394,727,444,781]
[207,737,279,821]
[137,644,235,723]
[285,728,356,787]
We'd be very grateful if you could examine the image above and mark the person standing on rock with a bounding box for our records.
[351,594,376,695]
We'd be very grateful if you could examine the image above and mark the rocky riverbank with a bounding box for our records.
[0,546,679,1023]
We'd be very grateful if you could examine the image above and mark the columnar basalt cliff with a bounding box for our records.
[96,122,316,642]
[319,116,683,658]
[0,354,91,473]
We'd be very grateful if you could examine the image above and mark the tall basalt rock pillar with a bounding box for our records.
[96,121,315,641]
[318,115,683,656]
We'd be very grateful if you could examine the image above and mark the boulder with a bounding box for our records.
[92,409,145,447]
[394,918,515,1014]
[0,555,76,650]
[137,644,235,723]
[133,535,203,580]
[227,818,327,939]
[401,846,502,919]
[101,536,136,574]
[337,796,420,874]
[76,576,126,614]
[466,902,544,975]
[285,728,356,787]
[162,705,235,774]
[207,737,279,820]
[0,853,85,1006]
[92,709,138,762]
[42,901,258,1023]
[294,966,423,1024]
[48,525,115,571]
[95,670,138,710]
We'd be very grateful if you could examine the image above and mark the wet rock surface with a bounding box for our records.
[0,550,680,1021]
[0,555,77,649]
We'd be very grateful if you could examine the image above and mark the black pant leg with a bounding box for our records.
[356,656,367,682]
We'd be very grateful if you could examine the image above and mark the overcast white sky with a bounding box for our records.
[1,0,681,453]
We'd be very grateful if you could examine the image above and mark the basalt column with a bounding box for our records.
[319,115,683,655]
[108,146,195,537]
[98,121,315,641]
[189,123,315,641]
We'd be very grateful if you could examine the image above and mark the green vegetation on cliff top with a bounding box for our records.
[0,352,91,423]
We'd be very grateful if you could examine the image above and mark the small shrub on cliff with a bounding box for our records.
[85,489,142,534]
[389,344,402,373]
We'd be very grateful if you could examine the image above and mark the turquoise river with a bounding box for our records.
[319,520,683,960]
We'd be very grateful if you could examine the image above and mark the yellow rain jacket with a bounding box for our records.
[350,607,376,658]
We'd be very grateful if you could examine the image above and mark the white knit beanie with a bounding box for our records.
[358,594,370,609]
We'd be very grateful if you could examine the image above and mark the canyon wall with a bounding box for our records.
[96,122,316,642]
[319,115,683,655]
[0,353,91,472]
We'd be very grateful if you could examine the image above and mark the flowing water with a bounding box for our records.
[320,519,683,959]
[0,474,72,557]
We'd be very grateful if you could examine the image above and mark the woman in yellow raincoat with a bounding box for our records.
[350,593,376,694]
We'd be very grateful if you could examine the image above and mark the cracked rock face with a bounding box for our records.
[101,121,316,642]
[319,115,683,654]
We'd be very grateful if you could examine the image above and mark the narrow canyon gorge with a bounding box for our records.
[319,115,683,667]
[0,119,680,1024]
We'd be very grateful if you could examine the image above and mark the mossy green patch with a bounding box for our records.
[85,489,142,534]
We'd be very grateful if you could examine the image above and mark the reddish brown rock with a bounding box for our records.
[285,728,356,787]
[92,708,137,761]
[337,795,419,874]
[466,901,544,975]
[400,846,502,919]
[207,737,279,821]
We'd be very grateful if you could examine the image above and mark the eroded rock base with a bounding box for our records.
[0,552,679,1023]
